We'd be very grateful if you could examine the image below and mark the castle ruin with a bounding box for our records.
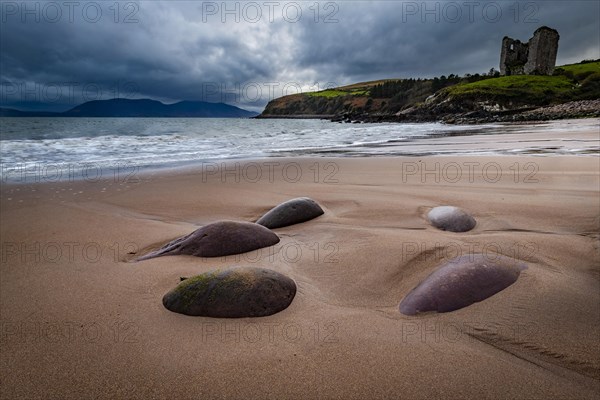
[500,26,559,76]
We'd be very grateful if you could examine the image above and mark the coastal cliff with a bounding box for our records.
[259,60,600,123]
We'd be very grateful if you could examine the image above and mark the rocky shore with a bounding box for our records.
[330,99,600,125]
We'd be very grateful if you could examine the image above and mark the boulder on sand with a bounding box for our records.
[162,267,297,317]
[256,197,324,229]
[137,221,280,260]
[399,254,526,315]
[427,206,476,232]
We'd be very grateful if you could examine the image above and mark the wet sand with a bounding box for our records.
[1,153,599,399]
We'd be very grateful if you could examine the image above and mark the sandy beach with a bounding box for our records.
[1,151,599,399]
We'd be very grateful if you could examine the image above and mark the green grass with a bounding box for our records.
[444,74,577,105]
[447,75,572,96]
[306,89,348,98]
[444,61,600,105]
[306,89,370,98]
[559,60,600,75]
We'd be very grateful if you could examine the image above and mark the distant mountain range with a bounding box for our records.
[0,98,258,118]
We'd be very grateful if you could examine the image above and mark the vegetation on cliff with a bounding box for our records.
[259,60,599,121]
[441,60,600,106]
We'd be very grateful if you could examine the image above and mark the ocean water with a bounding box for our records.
[0,117,598,182]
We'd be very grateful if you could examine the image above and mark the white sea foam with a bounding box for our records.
[0,117,597,182]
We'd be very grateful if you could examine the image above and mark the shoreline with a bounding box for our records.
[3,151,599,188]
[1,118,598,185]
[260,101,600,125]
[2,153,599,398]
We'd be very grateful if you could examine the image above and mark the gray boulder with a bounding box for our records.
[427,206,476,232]
[399,254,526,315]
[138,221,280,260]
[257,197,324,229]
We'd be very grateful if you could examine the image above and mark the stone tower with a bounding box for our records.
[524,27,560,75]
[500,26,559,76]
[500,37,529,75]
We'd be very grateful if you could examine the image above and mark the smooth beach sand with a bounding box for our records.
[1,153,599,398]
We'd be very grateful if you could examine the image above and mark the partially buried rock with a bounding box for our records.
[256,197,324,229]
[399,254,526,315]
[163,267,297,317]
[137,221,280,260]
[428,206,476,232]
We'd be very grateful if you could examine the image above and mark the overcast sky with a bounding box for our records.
[1,0,598,112]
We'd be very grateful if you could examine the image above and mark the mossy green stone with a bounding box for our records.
[163,267,297,317]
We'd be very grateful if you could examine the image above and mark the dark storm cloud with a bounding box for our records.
[1,0,598,112]
[293,1,600,81]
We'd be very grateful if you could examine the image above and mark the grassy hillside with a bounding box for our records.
[442,60,600,106]
[260,60,600,119]
[559,60,600,76]
[444,75,573,103]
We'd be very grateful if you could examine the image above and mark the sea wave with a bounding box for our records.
[0,117,597,182]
